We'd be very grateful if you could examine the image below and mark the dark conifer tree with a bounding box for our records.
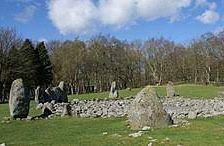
[4,46,20,97]
[18,39,39,87]
[36,41,53,86]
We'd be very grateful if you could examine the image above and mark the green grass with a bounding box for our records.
[1,84,224,145]
[70,84,224,100]
[69,88,142,100]
[1,102,224,146]
[156,84,223,99]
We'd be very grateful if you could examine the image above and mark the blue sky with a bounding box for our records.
[0,0,223,43]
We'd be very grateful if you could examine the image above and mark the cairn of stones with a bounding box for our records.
[128,86,172,130]
[166,81,175,98]
[109,81,119,98]
[9,79,30,119]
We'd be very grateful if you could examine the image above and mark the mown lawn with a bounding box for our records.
[70,84,224,100]
[1,102,224,146]
[0,84,224,146]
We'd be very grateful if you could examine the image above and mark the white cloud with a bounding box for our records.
[99,0,137,27]
[195,0,220,24]
[196,10,220,24]
[195,0,216,9]
[48,0,192,35]
[195,0,207,7]
[208,2,217,10]
[48,0,97,34]
[15,5,36,23]
[136,0,191,21]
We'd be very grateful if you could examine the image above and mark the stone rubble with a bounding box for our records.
[36,96,224,123]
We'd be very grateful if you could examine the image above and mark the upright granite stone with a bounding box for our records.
[44,81,68,103]
[9,79,30,119]
[128,86,172,130]
[35,86,45,104]
[61,103,72,117]
[58,81,65,91]
[53,81,68,102]
[109,81,119,98]
[35,86,40,103]
[166,81,175,98]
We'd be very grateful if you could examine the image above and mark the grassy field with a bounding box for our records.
[1,103,224,146]
[0,84,224,146]
[70,84,224,100]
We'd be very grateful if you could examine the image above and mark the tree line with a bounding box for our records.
[0,27,224,102]
[0,27,53,102]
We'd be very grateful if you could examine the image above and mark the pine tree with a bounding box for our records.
[5,46,20,94]
[36,42,53,86]
[19,39,39,87]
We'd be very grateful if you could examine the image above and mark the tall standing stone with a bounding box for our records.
[43,81,68,103]
[35,86,44,104]
[109,81,119,98]
[61,103,72,117]
[166,81,175,98]
[9,79,30,119]
[57,81,68,102]
[128,86,172,130]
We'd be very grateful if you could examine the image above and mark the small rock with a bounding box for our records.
[148,142,153,146]
[0,143,5,146]
[188,111,197,119]
[142,126,151,131]
[128,131,144,138]
[164,137,170,141]
[169,124,178,128]
[149,139,157,142]
[102,132,108,135]
[36,103,43,110]
[26,116,32,120]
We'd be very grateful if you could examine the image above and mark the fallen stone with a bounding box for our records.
[128,131,144,138]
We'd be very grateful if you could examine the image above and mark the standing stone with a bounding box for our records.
[45,87,55,102]
[35,86,45,104]
[128,86,172,130]
[54,81,68,102]
[58,81,65,91]
[35,86,40,103]
[43,81,68,103]
[109,81,119,98]
[166,81,175,98]
[61,103,72,117]
[9,79,30,119]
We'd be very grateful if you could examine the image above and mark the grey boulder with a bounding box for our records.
[128,85,172,130]
[109,81,119,98]
[166,81,175,98]
[9,79,30,119]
